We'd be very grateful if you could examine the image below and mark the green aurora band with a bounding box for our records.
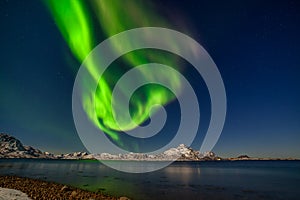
[45,0,184,145]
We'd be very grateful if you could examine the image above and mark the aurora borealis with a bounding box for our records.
[1,0,300,158]
[45,0,183,145]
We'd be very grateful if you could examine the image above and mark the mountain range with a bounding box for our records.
[2,133,295,161]
[0,133,221,160]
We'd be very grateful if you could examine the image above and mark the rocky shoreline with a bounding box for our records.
[0,176,130,200]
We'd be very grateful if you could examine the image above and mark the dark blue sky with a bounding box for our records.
[0,0,299,158]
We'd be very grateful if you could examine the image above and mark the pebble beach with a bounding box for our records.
[0,176,129,200]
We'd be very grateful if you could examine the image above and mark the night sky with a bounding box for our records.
[1,0,299,158]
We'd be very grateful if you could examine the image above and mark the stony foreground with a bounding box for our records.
[0,176,129,200]
[0,187,31,200]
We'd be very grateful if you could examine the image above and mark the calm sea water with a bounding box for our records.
[0,159,299,200]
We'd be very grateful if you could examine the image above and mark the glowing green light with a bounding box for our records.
[45,0,182,143]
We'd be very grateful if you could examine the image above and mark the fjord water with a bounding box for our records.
[0,159,299,200]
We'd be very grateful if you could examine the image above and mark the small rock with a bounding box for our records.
[119,197,130,200]
[71,190,77,197]
[60,185,70,192]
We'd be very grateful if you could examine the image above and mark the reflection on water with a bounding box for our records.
[0,159,300,200]
[164,165,199,184]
